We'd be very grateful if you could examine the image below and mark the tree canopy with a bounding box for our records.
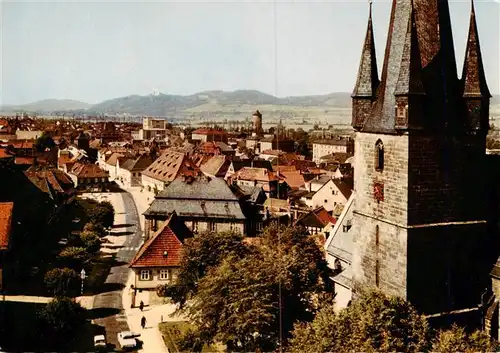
[34,132,56,152]
[432,325,498,353]
[288,289,499,353]
[86,201,115,228]
[164,225,333,351]
[44,268,79,296]
[37,297,86,339]
[159,230,249,308]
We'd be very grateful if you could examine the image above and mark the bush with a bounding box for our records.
[85,201,114,229]
[83,222,106,237]
[44,268,79,296]
[432,325,499,352]
[80,231,101,254]
[58,247,90,269]
[37,297,86,339]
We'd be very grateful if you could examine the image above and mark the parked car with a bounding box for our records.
[117,331,137,350]
[93,335,106,351]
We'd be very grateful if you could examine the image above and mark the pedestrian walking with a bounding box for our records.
[139,300,144,311]
[141,316,147,329]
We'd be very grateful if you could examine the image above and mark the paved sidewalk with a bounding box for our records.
[122,272,186,353]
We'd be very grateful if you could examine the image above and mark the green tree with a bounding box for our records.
[44,268,79,296]
[432,325,498,353]
[83,222,106,237]
[180,225,333,351]
[37,297,86,342]
[86,201,114,228]
[58,246,90,269]
[34,132,56,152]
[288,289,431,353]
[80,231,101,254]
[159,231,249,309]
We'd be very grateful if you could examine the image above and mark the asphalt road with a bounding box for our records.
[92,192,143,351]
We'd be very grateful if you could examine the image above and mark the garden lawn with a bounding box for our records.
[158,321,220,353]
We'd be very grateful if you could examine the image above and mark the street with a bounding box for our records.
[91,191,144,351]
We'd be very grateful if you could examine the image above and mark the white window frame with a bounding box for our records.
[159,269,169,280]
[140,270,150,281]
[209,222,217,232]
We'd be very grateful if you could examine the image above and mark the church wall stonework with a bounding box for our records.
[354,132,409,226]
[352,132,409,298]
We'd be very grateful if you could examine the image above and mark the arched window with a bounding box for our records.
[375,140,384,171]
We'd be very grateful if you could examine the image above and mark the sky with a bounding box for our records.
[1,0,499,105]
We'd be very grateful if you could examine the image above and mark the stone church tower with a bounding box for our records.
[351,0,493,314]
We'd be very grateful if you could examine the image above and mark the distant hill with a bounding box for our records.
[88,90,353,116]
[0,99,91,113]
[2,91,498,125]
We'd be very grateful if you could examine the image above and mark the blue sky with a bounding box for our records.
[1,0,498,105]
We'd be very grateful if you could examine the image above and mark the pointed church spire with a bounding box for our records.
[394,0,425,96]
[462,0,491,98]
[352,1,379,98]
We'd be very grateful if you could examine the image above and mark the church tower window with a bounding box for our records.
[375,140,384,171]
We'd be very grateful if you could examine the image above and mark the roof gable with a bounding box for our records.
[130,212,193,268]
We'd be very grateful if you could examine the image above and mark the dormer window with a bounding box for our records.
[375,140,384,171]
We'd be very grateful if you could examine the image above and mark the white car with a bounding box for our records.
[117,331,137,349]
[94,334,106,349]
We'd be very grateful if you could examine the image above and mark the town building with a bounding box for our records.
[312,138,354,164]
[138,117,170,141]
[140,149,199,193]
[143,175,247,239]
[191,128,228,143]
[129,212,193,290]
[259,136,295,154]
[117,154,155,188]
[295,206,336,236]
[67,162,110,190]
[301,177,352,212]
[349,0,494,317]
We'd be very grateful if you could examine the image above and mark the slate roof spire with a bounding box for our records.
[462,0,491,98]
[394,0,425,96]
[361,0,460,133]
[352,0,379,98]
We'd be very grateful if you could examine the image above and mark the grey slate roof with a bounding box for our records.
[156,176,239,201]
[144,176,246,221]
[352,4,379,98]
[144,199,246,220]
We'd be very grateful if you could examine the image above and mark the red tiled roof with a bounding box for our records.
[0,202,14,250]
[280,171,305,189]
[314,207,337,226]
[70,163,109,178]
[142,149,199,183]
[0,148,13,159]
[130,213,193,268]
[235,167,279,182]
[9,140,34,149]
[192,128,228,135]
[58,154,73,167]
[199,142,221,155]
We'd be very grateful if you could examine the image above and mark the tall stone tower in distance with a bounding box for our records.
[351,0,493,315]
[252,110,263,136]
